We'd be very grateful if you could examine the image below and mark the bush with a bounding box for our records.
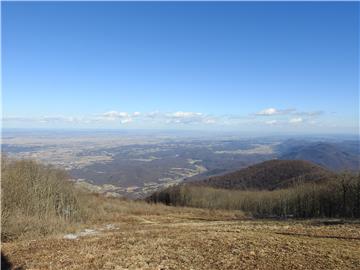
[1,157,84,241]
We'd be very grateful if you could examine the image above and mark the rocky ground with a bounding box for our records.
[3,210,360,270]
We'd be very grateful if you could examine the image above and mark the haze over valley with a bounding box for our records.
[3,130,359,198]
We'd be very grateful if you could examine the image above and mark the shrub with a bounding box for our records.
[1,157,84,241]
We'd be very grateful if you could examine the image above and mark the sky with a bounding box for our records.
[2,2,359,134]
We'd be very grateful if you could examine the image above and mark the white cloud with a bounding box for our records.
[289,117,303,124]
[294,110,324,117]
[99,111,133,123]
[256,108,279,116]
[146,111,162,119]
[265,120,278,125]
[255,108,325,126]
[102,111,129,119]
[3,108,326,128]
[255,108,296,116]
[120,118,133,124]
[165,111,216,125]
[171,111,203,118]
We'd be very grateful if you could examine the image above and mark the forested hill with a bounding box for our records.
[279,142,360,172]
[148,160,360,219]
[192,159,335,190]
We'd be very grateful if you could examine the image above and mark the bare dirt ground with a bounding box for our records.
[3,210,360,270]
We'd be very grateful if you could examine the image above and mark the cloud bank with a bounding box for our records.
[3,107,328,129]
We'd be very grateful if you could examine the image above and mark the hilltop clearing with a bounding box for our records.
[3,209,360,270]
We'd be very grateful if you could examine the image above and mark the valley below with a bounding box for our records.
[3,130,359,198]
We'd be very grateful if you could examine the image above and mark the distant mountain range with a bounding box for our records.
[278,140,359,172]
[186,140,360,184]
[191,160,335,190]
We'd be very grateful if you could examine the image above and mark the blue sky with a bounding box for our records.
[2,2,359,133]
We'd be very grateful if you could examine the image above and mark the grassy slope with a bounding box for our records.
[2,158,360,269]
[3,199,360,270]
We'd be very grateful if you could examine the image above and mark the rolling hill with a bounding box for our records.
[192,159,335,190]
[280,142,360,172]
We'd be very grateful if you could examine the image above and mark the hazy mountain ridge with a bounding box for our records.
[191,159,335,190]
[279,141,360,172]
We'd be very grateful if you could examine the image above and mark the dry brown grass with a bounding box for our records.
[3,211,360,270]
[79,194,245,223]
[1,157,244,242]
[3,157,360,269]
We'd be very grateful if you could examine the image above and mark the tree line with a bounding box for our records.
[148,173,360,218]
